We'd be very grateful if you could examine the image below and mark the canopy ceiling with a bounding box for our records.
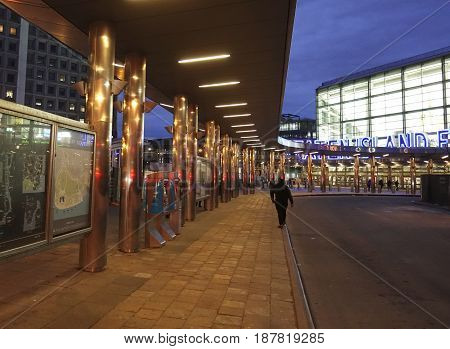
[2,0,296,143]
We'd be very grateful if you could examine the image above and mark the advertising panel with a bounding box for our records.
[0,113,51,252]
[52,127,94,236]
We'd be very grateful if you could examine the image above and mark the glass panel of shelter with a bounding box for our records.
[0,113,51,253]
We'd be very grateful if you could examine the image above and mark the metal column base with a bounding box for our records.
[145,228,166,248]
[161,220,177,239]
[169,210,181,235]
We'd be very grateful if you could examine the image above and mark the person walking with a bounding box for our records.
[270,178,294,228]
[378,178,384,193]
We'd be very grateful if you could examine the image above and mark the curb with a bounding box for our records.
[292,193,420,198]
[412,200,450,211]
[280,224,315,329]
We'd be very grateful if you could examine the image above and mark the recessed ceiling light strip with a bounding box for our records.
[178,54,230,64]
[199,81,240,88]
[215,102,247,108]
[223,113,251,118]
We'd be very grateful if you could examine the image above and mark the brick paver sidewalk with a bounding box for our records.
[0,192,298,329]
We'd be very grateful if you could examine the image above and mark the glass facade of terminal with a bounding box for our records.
[317,55,450,146]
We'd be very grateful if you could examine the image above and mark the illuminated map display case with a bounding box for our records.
[0,100,94,257]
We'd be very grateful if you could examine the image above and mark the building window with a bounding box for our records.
[28,38,36,50]
[61,47,68,56]
[8,41,17,52]
[29,26,36,36]
[6,73,15,83]
[70,62,78,72]
[80,105,85,113]
[27,53,35,64]
[35,98,43,107]
[47,85,55,95]
[6,89,14,99]
[37,55,46,65]
[25,94,33,106]
[7,57,17,68]
[36,70,44,79]
[0,24,3,33]
[9,27,17,36]
[69,89,76,98]
[36,84,44,93]
[58,87,66,97]
[70,76,77,84]
[59,74,66,82]
[47,100,55,109]
[49,58,57,67]
[25,81,33,93]
[58,100,67,111]
[48,71,56,81]
[9,12,20,23]
[50,44,58,54]
[60,60,68,70]
[81,65,88,73]
[69,103,76,111]
[38,41,46,51]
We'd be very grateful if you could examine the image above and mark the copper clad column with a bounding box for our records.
[227,137,233,200]
[173,95,188,225]
[220,134,228,203]
[230,142,236,198]
[249,148,256,194]
[242,148,249,194]
[307,154,313,192]
[234,143,241,197]
[79,22,115,272]
[280,151,286,179]
[410,156,416,195]
[353,155,360,193]
[320,154,327,193]
[118,53,146,253]
[186,104,198,220]
[269,150,275,182]
[370,155,376,193]
[214,125,221,208]
[205,121,215,210]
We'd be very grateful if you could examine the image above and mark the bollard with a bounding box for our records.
[144,173,166,248]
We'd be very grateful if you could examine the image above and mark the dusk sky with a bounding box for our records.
[140,0,450,139]
[283,0,450,118]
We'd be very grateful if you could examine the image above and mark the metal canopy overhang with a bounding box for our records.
[1,0,296,142]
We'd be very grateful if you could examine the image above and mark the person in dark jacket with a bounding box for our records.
[270,178,294,228]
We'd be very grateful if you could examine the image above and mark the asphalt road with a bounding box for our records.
[286,196,450,329]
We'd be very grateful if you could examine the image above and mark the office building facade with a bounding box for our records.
[0,3,87,121]
[316,47,450,147]
[279,113,316,140]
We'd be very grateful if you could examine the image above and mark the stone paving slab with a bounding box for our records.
[0,192,298,329]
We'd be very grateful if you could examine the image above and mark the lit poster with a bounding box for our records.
[0,114,50,253]
[52,127,94,236]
